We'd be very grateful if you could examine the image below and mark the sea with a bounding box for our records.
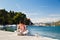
[27,26,60,40]
[0,25,60,40]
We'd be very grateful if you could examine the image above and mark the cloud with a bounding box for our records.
[49,14,60,17]
[0,8,5,9]
[16,4,21,9]
[31,17,60,23]
[22,11,60,23]
[15,4,60,23]
[21,11,41,18]
[40,6,48,7]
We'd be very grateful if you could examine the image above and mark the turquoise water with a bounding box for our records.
[27,26,60,40]
[0,25,60,40]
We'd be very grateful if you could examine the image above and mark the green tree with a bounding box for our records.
[0,9,33,25]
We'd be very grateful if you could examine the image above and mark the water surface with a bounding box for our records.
[27,26,60,40]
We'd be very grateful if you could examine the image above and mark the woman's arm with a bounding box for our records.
[25,25,27,30]
[17,24,20,32]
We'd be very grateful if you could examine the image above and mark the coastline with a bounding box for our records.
[0,30,58,40]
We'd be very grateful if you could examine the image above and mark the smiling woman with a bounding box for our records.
[17,21,29,35]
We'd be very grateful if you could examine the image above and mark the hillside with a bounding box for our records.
[52,21,60,26]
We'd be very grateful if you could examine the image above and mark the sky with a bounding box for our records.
[0,0,60,23]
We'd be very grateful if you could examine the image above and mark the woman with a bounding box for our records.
[17,21,28,35]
